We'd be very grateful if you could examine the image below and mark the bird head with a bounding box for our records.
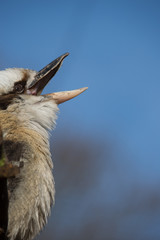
[0,53,87,133]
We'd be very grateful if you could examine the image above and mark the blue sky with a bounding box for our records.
[0,1,160,238]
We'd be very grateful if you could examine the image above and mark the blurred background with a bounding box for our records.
[1,1,160,239]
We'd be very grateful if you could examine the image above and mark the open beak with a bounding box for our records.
[27,53,88,104]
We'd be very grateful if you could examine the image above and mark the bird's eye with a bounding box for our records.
[14,84,24,93]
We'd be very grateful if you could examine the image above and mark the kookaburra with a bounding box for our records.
[0,53,87,240]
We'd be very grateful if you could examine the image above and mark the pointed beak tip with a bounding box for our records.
[62,52,70,59]
[81,87,88,92]
[77,86,88,95]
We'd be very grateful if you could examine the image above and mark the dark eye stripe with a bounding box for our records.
[14,83,24,93]
[14,80,26,94]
